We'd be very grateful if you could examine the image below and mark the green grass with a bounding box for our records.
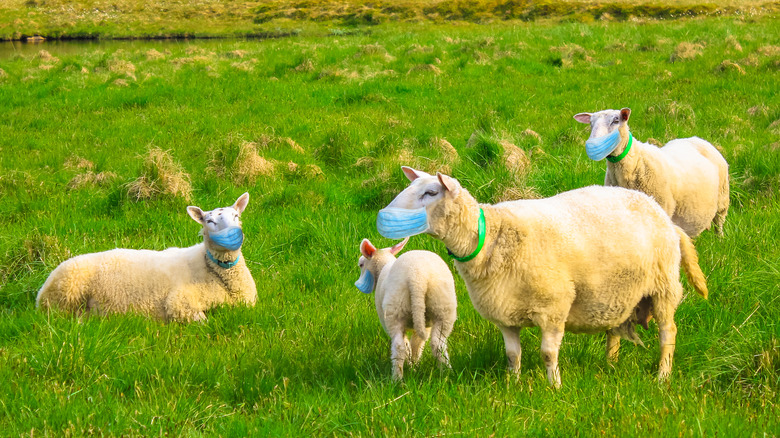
[1,15,779,436]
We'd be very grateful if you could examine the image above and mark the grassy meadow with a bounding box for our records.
[1,12,779,437]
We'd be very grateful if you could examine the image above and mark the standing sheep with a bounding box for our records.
[376,167,709,387]
[355,237,457,381]
[36,193,257,322]
[574,107,729,237]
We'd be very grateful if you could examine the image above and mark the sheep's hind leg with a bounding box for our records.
[713,209,727,236]
[390,332,408,381]
[410,327,430,365]
[430,322,453,369]
[499,325,522,377]
[540,325,565,388]
[654,301,678,382]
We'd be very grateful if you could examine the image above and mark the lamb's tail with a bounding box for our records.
[409,280,428,341]
[676,226,709,299]
[36,262,89,311]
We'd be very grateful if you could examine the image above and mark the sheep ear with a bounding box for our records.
[389,237,409,256]
[573,113,592,124]
[187,206,205,225]
[401,166,429,182]
[436,172,460,195]
[233,192,249,214]
[620,108,631,122]
[360,239,377,258]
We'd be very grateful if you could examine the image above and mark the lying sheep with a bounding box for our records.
[36,193,257,322]
[355,237,457,381]
[574,107,729,237]
[377,167,708,387]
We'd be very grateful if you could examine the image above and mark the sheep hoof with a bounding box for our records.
[193,311,207,322]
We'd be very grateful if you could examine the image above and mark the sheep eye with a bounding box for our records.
[424,190,439,197]
[612,118,619,124]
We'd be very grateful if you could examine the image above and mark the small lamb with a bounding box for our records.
[355,237,457,381]
[377,167,709,387]
[574,107,729,237]
[36,193,257,322]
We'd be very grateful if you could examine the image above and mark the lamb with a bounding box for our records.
[355,237,457,381]
[36,193,257,322]
[376,167,709,387]
[574,107,729,237]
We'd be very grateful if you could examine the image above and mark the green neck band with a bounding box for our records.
[448,208,486,263]
[607,132,633,163]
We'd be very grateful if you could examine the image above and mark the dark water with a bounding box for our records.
[0,38,253,59]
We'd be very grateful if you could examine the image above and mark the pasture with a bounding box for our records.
[1,13,779,436]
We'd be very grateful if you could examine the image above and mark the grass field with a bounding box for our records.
[1,12,779,437]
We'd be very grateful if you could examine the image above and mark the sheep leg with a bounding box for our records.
[540,325,565,388]
[713,209,727,236]
[655,304,678,382]
[193,311,207,322]
[410,327,431,364]
[430,323,453,369]
[390,332,408,381]
[499,325,522,376]
[606,333,621,363]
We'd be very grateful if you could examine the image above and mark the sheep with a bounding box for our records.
[574,107,729,237]
[376,166,709,387]
[36,193,257,322]
[355,237,457,381]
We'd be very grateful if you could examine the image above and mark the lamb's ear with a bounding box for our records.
[360,239,377,259]
[620,108,631,122]
[401,166,430,182]
[233,192,249,214]
[436,172,460,195]
[187,206,205,225]
[573,113,592,124]
[389,237,409,256]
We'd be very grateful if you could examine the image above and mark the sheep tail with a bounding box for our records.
[409,281,428,341]
[676,226,709,299]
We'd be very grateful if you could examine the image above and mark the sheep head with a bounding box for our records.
[355,237,409,294]
[187,192,249,251]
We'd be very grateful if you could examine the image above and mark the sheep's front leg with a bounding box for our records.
[193,311,208,322]
[390,332,408,381]
[606,333,621,364]
[430,323,452,369]
[540,325,565,388]
[499,325,522,377]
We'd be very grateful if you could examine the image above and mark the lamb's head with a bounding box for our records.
[187,192,249,252]
[377,166,473,241]
[574,108,632,161]
[355,237,408,294]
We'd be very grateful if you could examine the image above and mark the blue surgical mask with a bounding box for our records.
[355,269,374,294]
[585,129,622,161]
[376,207,429,239]
[208,226,244,251]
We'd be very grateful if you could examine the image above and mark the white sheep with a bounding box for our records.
[574,107,729,237]
[376,167,709,387]
[36,193,257,322]
[356,237,457,381]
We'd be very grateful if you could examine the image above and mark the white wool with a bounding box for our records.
[358,238,457,381]
[386,167,708,387]
[36,193,257,322]
[575,108,729,237]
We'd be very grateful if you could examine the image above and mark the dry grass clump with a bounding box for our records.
[234,141,277,183]
[284,137,306,154]
[407,64,442,75]
[500,140,530,174]
[226,50,247,59]
[521,129,542,142]
[303,164,325,180]
[670,42,705,62]
[231,59,258,71]
[127,147,192,202]
[431,137,459,163]
[726,35,743,52]
[0,68,6,78]
[550,43,593,67]
[112,79,129,87]
[355,44,395,62]
[353,156,377,169]
[716,60,746,75]
[757,46,780,56]
[39,64,56,71]
[295,58,315,72]
[494,185,541,203]
[768,119,780,135]
[747,105,769,117]
[646,138,664,147]
[407,44,434,54]
[666,101,696,121]
[64,156,94,171]
[68,171,117,189]
[37,50,59,63]
[145,49,166,61]
[108,59,136,80]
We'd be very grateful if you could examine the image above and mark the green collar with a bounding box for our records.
[448,208,485,262]
[607,132,632,163]
[207,250,240,269]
